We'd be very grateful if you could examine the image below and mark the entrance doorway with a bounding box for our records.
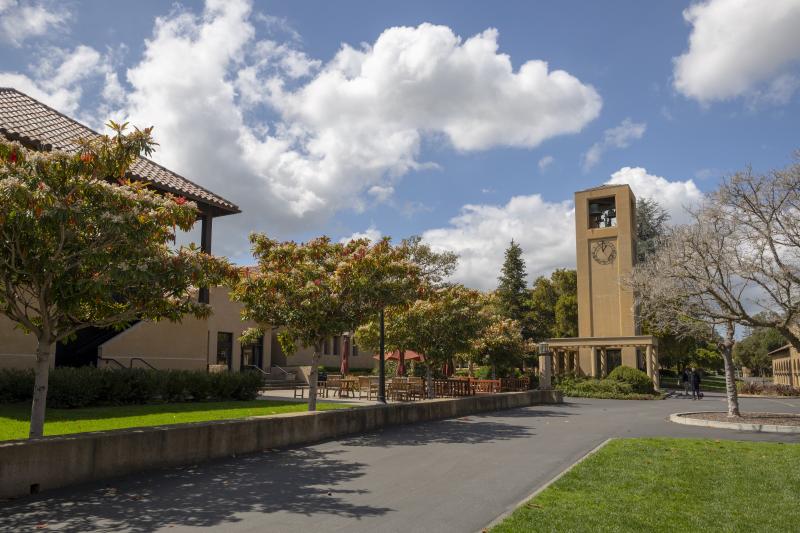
[242,335,264,370]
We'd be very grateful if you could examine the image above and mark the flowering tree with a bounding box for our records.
[0,123,236,437]
[471,316,532,378]
[234,236,419,410]
[354,303,417,375]
[405,285,485,397]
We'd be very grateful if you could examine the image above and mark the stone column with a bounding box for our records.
[553,351,561,375]
[600,348,608,378]
[539,353,552,390]
[591,347,599,377]
[645,345,654,383]
[652,346,660,389]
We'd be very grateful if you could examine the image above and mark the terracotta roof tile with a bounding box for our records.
[0,87,239,215]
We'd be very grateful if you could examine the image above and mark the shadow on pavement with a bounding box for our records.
[339,410,557,448]
[0,448,392,533]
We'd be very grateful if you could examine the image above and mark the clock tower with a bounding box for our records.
[575,184,638,370]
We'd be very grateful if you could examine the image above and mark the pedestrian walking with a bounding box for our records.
[690,367,702,400]
[681,368,691,396]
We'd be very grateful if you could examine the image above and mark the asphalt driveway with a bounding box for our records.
[2,393,799,533]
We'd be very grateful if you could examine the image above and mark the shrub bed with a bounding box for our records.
[737,381,800,397]
[0,367,263,408]
[556,371,662,400]
[607,366,655,394]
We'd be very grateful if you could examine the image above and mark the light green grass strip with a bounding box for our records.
[492,437,800,533]
[0,400,351,441]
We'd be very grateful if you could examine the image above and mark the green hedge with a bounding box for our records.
[556,374,662,400]
[607,366,655,394]
[0,367,263,408]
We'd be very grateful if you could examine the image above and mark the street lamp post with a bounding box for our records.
[378,307,386,403]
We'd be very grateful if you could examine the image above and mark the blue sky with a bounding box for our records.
[2,0,800,288]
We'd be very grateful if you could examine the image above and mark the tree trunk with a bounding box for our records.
[29,339,52,438]
[426,365,434,399]
[307,351,321,412]
[491,364,496,380]
[721,323,741,418]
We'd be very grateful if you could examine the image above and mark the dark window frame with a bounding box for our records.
[217,331,234,370]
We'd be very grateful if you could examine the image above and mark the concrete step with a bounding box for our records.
[259,382,306,390]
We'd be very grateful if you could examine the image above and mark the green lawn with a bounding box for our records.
[0,400,351,441]
[492,438,800,532]
[661,375,729,392]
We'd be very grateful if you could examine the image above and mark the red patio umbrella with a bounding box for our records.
[373,349,425,362]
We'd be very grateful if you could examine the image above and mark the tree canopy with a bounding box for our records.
[734,322,785,377]
[496,240,528,323]
[234,236,419,409]
[635,197,670,263]
[0,123,235,437]
[527,269,577,341]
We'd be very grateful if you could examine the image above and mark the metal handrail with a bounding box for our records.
[244,365,270,377]
[97,355,125,369]
[129,357,156,370]
[270,364,290,377]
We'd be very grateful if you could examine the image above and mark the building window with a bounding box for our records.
[588,197,616,229]
[352,340,359,356]
[333,336,340,356]
[323,337,330,355]
[217,332,233,369]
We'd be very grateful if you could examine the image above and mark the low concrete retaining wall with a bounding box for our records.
[670,411,800,434]
[0,390,561,499]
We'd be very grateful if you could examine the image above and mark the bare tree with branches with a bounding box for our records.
[629,213,743,417]
[709,161,800,352]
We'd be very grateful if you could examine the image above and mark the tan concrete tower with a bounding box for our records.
[575,184,638,371]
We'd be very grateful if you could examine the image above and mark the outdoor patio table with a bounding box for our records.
[339,378,359,398]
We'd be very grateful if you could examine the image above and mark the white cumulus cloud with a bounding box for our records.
[605,166,703,224]
[422,167,704,290]
[339,226,382,244]
[538,155,554,172]
[105,1,601,258]
[0,0,66,46]
[673,0,800,104]
[422,195,576,290]
[0,44,115,116]
[0,0,602,261]
[582,118,646,171]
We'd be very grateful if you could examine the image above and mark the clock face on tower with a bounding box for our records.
[591,240,617,265]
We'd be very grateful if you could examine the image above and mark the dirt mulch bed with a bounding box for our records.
[680,412,800,427]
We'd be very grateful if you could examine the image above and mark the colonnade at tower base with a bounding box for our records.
[544,335,659,388]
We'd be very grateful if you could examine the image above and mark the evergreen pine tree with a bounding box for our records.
[497,240,528,323]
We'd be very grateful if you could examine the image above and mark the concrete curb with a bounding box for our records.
[738,394,800,400]
[481,438,613,532]
[669,411,800,434]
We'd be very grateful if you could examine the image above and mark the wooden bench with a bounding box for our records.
[293,385,309,399]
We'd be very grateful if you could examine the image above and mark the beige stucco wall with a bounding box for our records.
[100,286,267,372]
[98,317,208,370]
[0,314,55,369]
[270,331,375,370]
[575,185,638,370]
[0,284,374,373]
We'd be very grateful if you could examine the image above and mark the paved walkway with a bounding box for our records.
[3,393,799,533]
